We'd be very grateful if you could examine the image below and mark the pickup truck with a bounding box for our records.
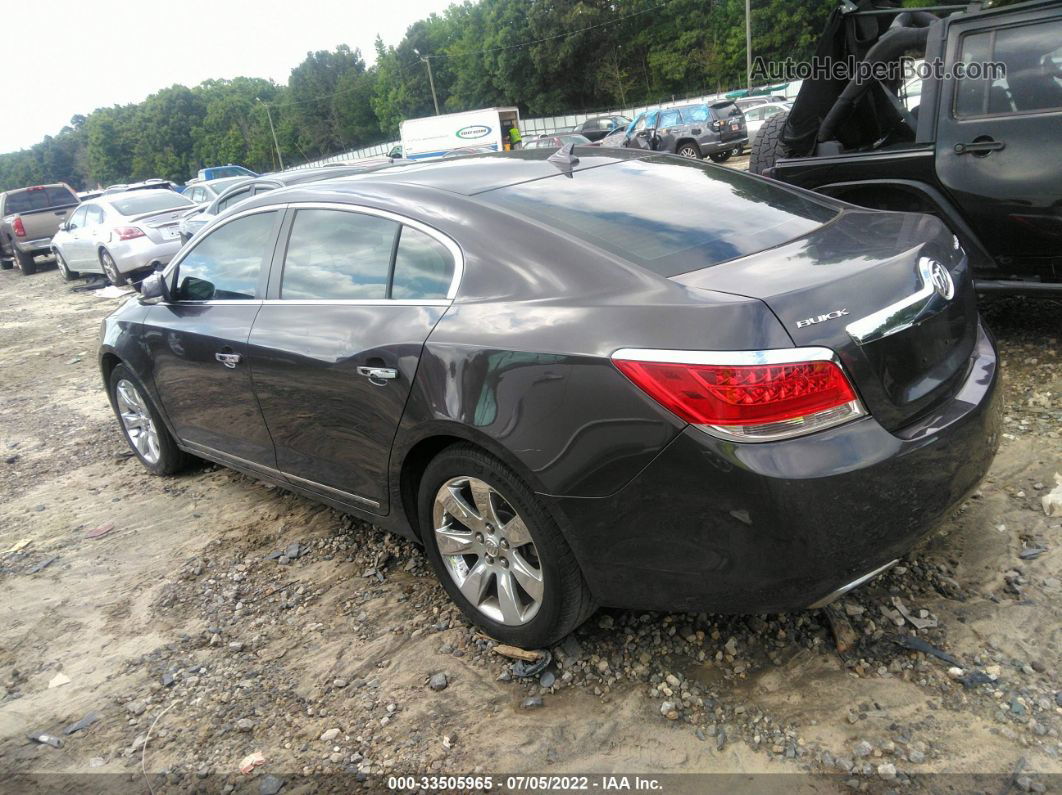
[0,183,80,275]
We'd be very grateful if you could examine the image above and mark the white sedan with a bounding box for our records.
[51,190,194,285]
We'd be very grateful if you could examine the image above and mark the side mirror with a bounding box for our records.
[138,271,170,303]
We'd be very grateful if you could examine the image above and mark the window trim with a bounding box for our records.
[269,201,464,305]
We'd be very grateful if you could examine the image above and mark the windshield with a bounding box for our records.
[489,155,838,277]
[109,192,194,216]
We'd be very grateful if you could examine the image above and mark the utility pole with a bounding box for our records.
[415,49,440,115]
[257,97,284,171]
[745,0,753,92]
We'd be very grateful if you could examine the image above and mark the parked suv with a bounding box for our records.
[750,0,1062,294]
[616,101,748,162]
[0,183,80,275]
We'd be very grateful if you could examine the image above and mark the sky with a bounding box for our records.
[2,0,454,154]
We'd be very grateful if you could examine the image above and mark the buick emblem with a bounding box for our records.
[927,260,954,300]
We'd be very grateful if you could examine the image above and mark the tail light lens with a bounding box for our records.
[612,348,865,442]
[114,226,145,241]
[12,217,26,237]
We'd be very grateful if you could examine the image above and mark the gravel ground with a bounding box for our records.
[0,254,1059,794]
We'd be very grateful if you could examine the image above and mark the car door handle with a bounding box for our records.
[954,140,1005,155]
[215,352,241,368]
[356,366,398,385]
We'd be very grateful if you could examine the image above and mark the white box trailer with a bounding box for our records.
[398,107,521,160]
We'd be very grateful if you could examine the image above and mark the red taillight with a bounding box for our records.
[613,349,865,441]
[12,217,26,237]
[114,226,145,241]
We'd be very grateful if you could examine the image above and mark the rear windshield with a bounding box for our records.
[5,186,78,214]
[109,192,193,216]
[489,156,838,276]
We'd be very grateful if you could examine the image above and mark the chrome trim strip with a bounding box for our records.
[180,441,381,509]
[611,346,838,366]
[165,200,464,304]
[806,559,899,609]
[695,399,866,443]
[845,257,950,346]
[283,471,380,508]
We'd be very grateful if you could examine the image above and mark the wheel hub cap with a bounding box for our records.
[115,378,160,464]
[432,476,544,626]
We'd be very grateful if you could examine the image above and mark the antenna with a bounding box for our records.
[547,142,580,175]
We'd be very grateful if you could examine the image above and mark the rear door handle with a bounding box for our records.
[954,140,1005,155]
[357,366,398,385]
[215,352,241,368]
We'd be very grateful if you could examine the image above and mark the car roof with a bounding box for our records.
[92,189,194,205]
[309,149,648,197]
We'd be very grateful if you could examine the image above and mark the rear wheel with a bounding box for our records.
[109,364,188,475]
[100,249,126,286]
[749,110,793,176]
[707,149,733,163]
[14,247,36,275]
[55,250,78,281]
[676,141,701,159]
[419,444,595,647]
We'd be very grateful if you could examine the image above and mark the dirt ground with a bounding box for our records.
[0,250,1059,794]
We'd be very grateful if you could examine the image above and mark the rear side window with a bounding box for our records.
[281,208,399,300]
[680,106,709,123]
[391,227,454,299]
[5,186,78,214]
[216,188,252,212]
[176,210,277,301]
[955,19,1062,117]
[490,156,838,277]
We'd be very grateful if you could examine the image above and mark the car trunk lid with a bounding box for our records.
[129,207,187,244]
[672,209,978,431]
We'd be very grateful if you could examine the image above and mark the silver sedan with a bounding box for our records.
[51,190,194,285]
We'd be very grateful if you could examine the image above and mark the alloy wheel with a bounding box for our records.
[115,378,161,464]
[56,252,72,280]
[432,476,544,626]
[101,251,122,285]
[678,145,699,159]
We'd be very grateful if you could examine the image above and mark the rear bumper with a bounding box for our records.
[699,135,748,154]
[549,322,1001,613]
[15,237,53,255]
[108,238,181,274]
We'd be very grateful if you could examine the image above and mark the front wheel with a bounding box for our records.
[55,250,78,281]
[419,444,595,647]
[108,364,189,475]
[748,110,792,176]
[707,149,733,163]
[100,249,127,286]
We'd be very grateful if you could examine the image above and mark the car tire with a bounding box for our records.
[55,250,78,281]
[748,110,793,176]
[419,444,596,647]
[707,149,733,163]
[100,249,127,286]
[13,247,37,275]
[676,141,701,159]
[108,363,189,476]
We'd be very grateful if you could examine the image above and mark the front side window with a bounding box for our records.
[67,205,88,230]
[280,209,398,300]
[390,226,455,299]
[955,18,1062,117]
[216,188,252,213]
[86,206,106,225]
[175,210,277,301]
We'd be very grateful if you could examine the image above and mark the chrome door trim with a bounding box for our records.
[181,441,381,509]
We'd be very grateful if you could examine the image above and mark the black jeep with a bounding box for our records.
[750,0,1062,295]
